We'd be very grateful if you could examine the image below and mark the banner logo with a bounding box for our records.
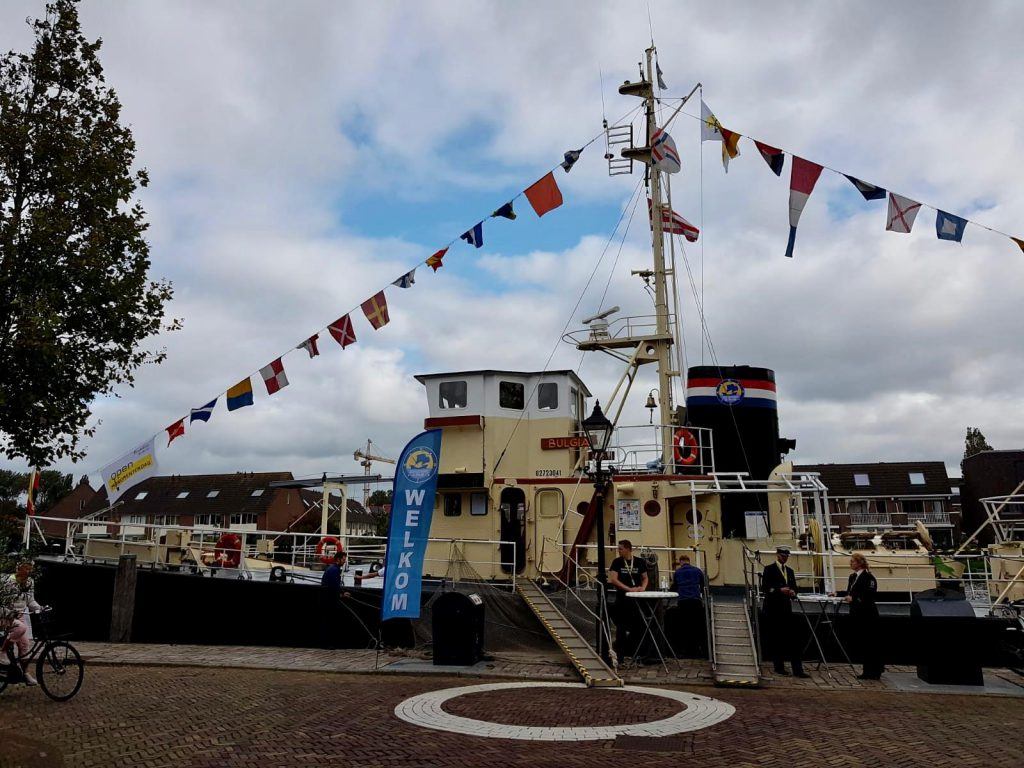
[402,447,438,484]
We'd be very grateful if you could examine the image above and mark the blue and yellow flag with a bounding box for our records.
[226,377,254,411]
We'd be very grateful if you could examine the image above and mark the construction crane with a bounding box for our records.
[353,439,396,506]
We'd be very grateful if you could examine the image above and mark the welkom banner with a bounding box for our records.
[100,437,159,503]
[381,428,442,621]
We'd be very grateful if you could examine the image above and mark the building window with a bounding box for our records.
[176,491,189,499]
[153,515,179,527]
[444,494,462,517]
[439,380,468,409]
[251,489,264,497]
[909,472,926,485]
[207,490,220,498]
[846,500,869,516]
[124,515,145,525]
[538,383,558,410]
[853,473,870,487]
[902,500,924,516]
[230,513,257,527]
[134,492,148,500]
[470,492,488,516]
[499,381,525,410]
[195,514,224,528]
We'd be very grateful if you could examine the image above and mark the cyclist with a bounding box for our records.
[2,561,43,685]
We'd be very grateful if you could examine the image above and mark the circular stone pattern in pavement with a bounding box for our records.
[394,681,735,741]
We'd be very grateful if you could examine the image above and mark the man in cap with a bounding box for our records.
[760,545,809,677]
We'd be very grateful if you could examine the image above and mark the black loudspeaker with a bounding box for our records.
[911,588,983,686]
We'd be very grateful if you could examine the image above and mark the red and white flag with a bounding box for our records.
[297,333,320,358]
[886,193,922,234]
[328,314,357,348]
[260,358,289,395]
[25,469,40,516]
[785,156,824,258]
[166,419,185,446]
[648,199,699,242]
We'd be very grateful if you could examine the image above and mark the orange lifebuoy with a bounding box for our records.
[316,536,343,565]
[673,428,698,466]
[214,532,243,569]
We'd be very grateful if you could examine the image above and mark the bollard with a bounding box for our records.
[109,553,138,643]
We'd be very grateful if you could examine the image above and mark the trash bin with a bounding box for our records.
[911,588,983,685]
[432,592,485,666]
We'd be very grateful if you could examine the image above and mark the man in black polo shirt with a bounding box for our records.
[608,539,648,664]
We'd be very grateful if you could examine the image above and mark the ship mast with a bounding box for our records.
[642,47,677,468]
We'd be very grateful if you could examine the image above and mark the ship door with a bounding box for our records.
[499,488,527,574]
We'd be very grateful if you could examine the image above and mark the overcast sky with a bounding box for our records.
[3,0,1023,486]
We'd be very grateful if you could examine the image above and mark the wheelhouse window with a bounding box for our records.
[853,473,870,487]
[444,494,462,517]
[470,492,488,516]
[439,380,468,409]
[538,382,558,410]
[909,472,926,485]
[499,381,525,410]
[569,388,579,421]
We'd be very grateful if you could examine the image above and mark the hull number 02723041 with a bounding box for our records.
[535,469,562,477]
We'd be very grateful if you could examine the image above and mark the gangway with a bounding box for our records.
[709,595,761,687]
[516,580,622,687]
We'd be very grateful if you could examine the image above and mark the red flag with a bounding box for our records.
[524,172,563,217]
[426,247,447,272]
[648,199,699,242]
[260,358,289,395]
[25,470,40,516]
[328,314,357,348]
[361,291,390,330]
[166,419,185,446]
[297,334,320,358]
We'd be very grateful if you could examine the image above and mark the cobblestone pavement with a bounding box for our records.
[71,642,1024,692]
[1,666,1023,768]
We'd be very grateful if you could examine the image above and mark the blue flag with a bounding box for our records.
[392,269,416,288]
[845,175,886,201]
[190,399,217,423]
[381,429,442,621]
[460,222,483,248]
[935,210,967,242]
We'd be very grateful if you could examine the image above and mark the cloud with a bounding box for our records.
[2,0,1023,487]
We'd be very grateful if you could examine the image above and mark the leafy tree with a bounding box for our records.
[0,0,176,467]
[962,427,993,467]
[367,489,393,507]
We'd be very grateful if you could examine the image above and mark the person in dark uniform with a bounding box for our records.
[672,554,707,656]
[834,552,884,680]
[608,540,648,664]
[760,545,808,677]
[319,551,349,648]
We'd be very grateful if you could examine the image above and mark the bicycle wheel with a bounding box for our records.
[36,641,84,702]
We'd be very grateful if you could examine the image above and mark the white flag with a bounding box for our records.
[886,193,922,234]
[701,99,723,143]
[100,437,159,503]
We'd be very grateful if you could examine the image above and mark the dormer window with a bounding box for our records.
[207,490,220,498]
[176,491,189,499]
[909,472,926,485]
[538,383,558,410]
[854,473,870,487]
[251,489,264,497]
[134,491,148,500]
[439,380,468,409]
[499,381,525,410]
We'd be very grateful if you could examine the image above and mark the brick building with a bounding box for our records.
[960,449,1024,544]
[794,461,959,547]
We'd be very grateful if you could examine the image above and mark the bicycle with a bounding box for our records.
[0,608,85,701]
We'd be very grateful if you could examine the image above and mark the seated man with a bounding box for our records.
[672,554,706,656]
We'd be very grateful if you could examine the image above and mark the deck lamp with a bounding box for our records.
[582,400,613,454]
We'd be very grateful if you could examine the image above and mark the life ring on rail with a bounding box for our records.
[316,536,343,565]
[214,533,243,569]
[673,428,699,466]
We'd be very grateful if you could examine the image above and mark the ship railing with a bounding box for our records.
[28,515,519,590]
[541,539,709,592]
[741,547,1023,614]
[572,423,715,476]
[562,313,677,346]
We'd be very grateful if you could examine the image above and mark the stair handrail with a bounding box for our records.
[541,549,617,670]
[742,544,764,670]
[707,593,718,675]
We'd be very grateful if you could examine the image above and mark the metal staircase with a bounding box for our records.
[516,580,623,687]
[709,596,761,687]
